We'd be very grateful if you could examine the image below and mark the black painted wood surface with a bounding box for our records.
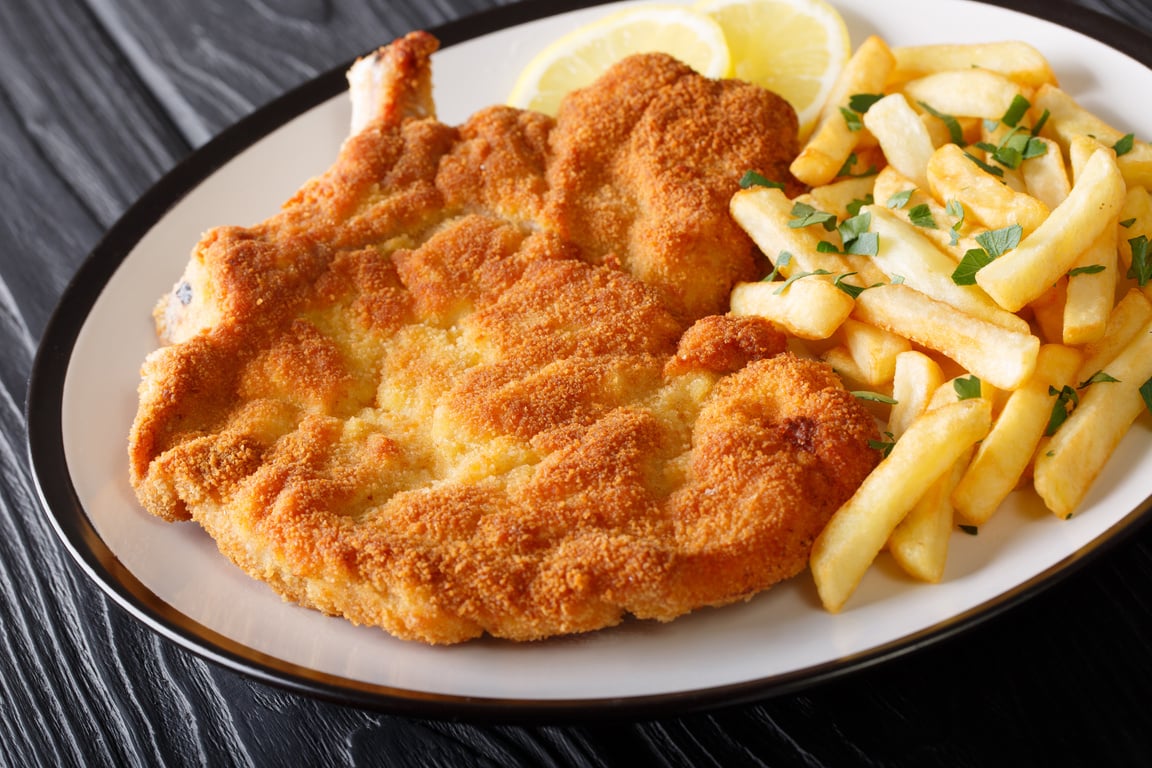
[4,0,1152,765]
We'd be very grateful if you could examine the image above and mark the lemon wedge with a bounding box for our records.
[507,5,732,116]
[695,0,851,139]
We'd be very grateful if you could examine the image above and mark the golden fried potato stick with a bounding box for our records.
[790,35,896,187]
[852,283,1039,390]
[811,398,992,612]
[888,41,1057,89]
[1033,317,1152,518]
[975,146,1125,312]
[952,344,1082,525]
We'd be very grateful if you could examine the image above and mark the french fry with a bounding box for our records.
[729,277,854,339]
[1062,134,1118,345]
[862,93,937,189]
[926,143,1050,235]
[888,448,971,583]
[887,350,945,438]
[889,41,1058,89]
[852,283,1039,390]
[810,398,992,612]
[1063,220,1117,346]
[1075,288,1152,383]
[826,318,910,386]
[1033,317,1152,518]
[1020,136,1071,209]
[864,204,1031,333]
[901,69,1025,120]
[952,344,1083,525]
[791,35,896,187]
[1028,279,1067,344]
[975,146,1126,312]
[1034,84,1152,189]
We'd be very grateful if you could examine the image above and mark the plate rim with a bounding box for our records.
[23,0,1152,722]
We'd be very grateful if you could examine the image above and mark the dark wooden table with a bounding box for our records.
[5,0,1152,765]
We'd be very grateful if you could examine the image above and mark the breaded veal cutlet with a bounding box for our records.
[129,31,880,644]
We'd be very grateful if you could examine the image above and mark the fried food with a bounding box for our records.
[129,32,879,644]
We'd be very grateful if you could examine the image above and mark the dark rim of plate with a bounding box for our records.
[24,0,1152,724]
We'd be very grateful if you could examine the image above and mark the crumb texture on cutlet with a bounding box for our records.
[129,35,879,644]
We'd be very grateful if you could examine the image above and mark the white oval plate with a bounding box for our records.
[27,0,1152,719]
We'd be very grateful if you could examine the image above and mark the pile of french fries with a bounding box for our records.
[728,35,1152,612]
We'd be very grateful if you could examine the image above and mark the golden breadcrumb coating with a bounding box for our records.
[129,32,878,644]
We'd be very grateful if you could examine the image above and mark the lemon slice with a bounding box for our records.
[695,0,851,138]
[508,5,732,116]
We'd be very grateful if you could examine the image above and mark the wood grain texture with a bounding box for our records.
[3,0,1152,766]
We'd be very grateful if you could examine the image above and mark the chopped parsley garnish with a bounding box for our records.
[887,189,914,209]
[1001,94,1031,127]
[762,251,793,282]
[853,391,898,404]
[837,152,878,179]
[738,170,784,189]
[869,431,897,457]
[1127,235,1151,286]
[848,93,885,114]
[1141,377,1152,414]
[918,101,965,145]
[977,224,1023,258]
[963,150,1005,177]
[1114,133,1135,157]
[953,375,983,400]
[959,525,979,536]
[946,200,966,245]
[839,212,879,256]
[1068,264,1106,277]
[952,249,996,285]
[789,201,838,231]
[1046,384,1078,435]
[951,224,1022,285]
[839,93,885,132]
[1030,108,1050,136]
[834,273,885,299]
[846,194,874,217]
[840,107,864,132]
[775,269,832,294]
[976,126,1049,170]
[908,203,937,228]
[1121,218,1137,228]
[1079,371,1119,387]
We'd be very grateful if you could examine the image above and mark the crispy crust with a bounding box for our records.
[129,35,878,644]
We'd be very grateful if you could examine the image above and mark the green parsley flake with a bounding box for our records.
[918,101,965,145]
[976,224,1023,258]
[1001,94,1031,127]
[1127,235,1151,286]
[789,201,838,231]
[761,251,793,282]
[908,203,937,228]
[1046,384,1079,436]
[953,375,983,400]
[887,189,914,209]
[774,269,832,294]
[853,391,898,404]
[738,170,784,190]
[952,248,996,285]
